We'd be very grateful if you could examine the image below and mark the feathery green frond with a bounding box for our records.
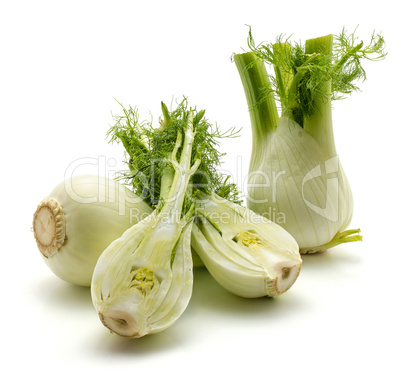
[108,98,242,209]
[246,26,386,127]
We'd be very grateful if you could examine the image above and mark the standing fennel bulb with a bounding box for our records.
[32,175,152,286]
[234,29,386,253]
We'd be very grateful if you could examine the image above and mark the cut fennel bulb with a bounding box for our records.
[32,175,152,286]
[234,29,385,253]
[91,212,194,338]
[192,192,301,298]
[91,106,200,338]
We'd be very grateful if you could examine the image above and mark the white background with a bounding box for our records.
[1,1,401,378]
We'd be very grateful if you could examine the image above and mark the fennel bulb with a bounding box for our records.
[234,29,385,253]
[91,104,201,338]
[32,175,152,286]
[109,98,302,299]
[192,192,301,298]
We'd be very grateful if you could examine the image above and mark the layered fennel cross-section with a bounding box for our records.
[91,213,194,337]
[192,192,301,298]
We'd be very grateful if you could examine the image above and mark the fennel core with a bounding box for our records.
[232,229,300,294]
[193,193,301,298]
[234,28,386,253]
[33,198,66,258]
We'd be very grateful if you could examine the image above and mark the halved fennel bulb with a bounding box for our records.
[32,175,152,286]
[192,192,301,297]
[91,107,200,338]
[91,212,194,338]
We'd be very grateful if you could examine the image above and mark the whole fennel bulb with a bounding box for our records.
[32,175,152,286]
[234,29,385,253]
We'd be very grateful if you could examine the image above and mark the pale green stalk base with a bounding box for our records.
[233,52,278,138]
[303,34,337,158]
[300,229,362,254]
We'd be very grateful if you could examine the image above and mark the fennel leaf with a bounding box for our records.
[108,98,242,210]
[246,27,387,127]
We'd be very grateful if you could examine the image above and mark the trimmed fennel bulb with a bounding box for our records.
[234,29,385,253]
[192,192,301,298]
[32,175,152,286]
[91,104,201,338]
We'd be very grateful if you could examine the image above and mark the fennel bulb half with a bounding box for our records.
[192,192,301,298]
[32,175,152,286]
[234,30,385,253]
[91,105,200,338]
